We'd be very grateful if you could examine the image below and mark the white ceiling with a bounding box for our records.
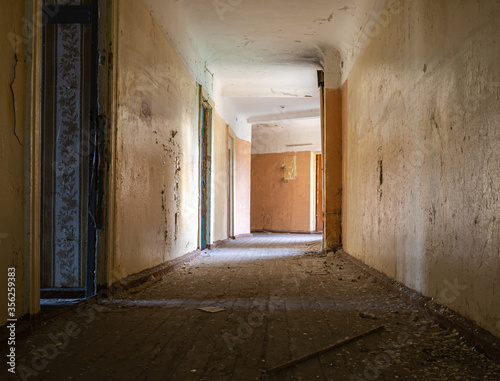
[143,0,387,145]
[225,96,320,122]
[252,118,322,154]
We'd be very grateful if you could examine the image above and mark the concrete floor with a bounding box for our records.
[6,234,500,380]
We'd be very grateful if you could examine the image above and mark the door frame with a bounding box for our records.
[198,87,213,250]
[315,153,323,232]
[40,0,97,297]
[227,134,235,238]
[28,0,118,322]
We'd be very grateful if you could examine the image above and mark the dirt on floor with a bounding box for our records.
[2,234,500,380]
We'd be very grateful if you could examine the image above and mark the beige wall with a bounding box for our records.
[113,0,252,280]
[344,0,500,336]
[114,0,201,280]
[251,151,313,232]
[0,0,29,326]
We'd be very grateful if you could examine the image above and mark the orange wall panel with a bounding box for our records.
[323,88,343,248]
[251,151,312,232]
[341,80,349,248]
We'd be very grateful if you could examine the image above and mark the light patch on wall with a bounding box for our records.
[283,155,297,181]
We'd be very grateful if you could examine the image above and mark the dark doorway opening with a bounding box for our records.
[316,154,324,232]
[40,0,100,310]
[199,101,212,250]
[227,135,234,238]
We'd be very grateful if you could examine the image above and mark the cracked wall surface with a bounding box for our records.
[0,0,28,326]
[114,0,200,280]
[113,0,251,281]
[344,0,500,337]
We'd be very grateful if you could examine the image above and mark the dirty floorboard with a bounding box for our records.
[6,234,500,380]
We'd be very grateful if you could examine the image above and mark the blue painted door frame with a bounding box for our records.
[199,102,211,249]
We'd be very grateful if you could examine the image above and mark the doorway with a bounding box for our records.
[316,154,324,232]
[40,0,100,301]
[227,135,234,238]
[199,100,212,250]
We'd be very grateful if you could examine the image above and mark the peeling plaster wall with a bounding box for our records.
[233,134,251,236]
[211,112,228,243]
[114,0,250,278]
[0,0,28,326]
[251,151,312,232]
[114,0,200,280]
[344,0,500,337]
[342,80,349,247]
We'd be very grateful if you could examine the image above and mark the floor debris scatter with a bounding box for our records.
[265,326,385,374]
[5,234,500,380]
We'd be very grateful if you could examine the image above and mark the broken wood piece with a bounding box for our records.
[264,326,384,374]
[198,306,226,313]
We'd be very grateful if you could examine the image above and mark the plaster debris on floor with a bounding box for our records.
[8,234,500,380]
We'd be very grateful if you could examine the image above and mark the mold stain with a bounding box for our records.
[141,96,152,122]
[314,12,335,25]
[377,157,383,201]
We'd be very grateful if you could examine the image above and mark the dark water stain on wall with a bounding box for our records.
[140,96,152,122]
[377,154,383,201]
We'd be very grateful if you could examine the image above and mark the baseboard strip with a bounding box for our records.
[338,249,500,363]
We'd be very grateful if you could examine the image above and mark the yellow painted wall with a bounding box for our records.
[0,0,29,326]
[113,0,200,280]
[113,0,251,280]
[344,0,500,337]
